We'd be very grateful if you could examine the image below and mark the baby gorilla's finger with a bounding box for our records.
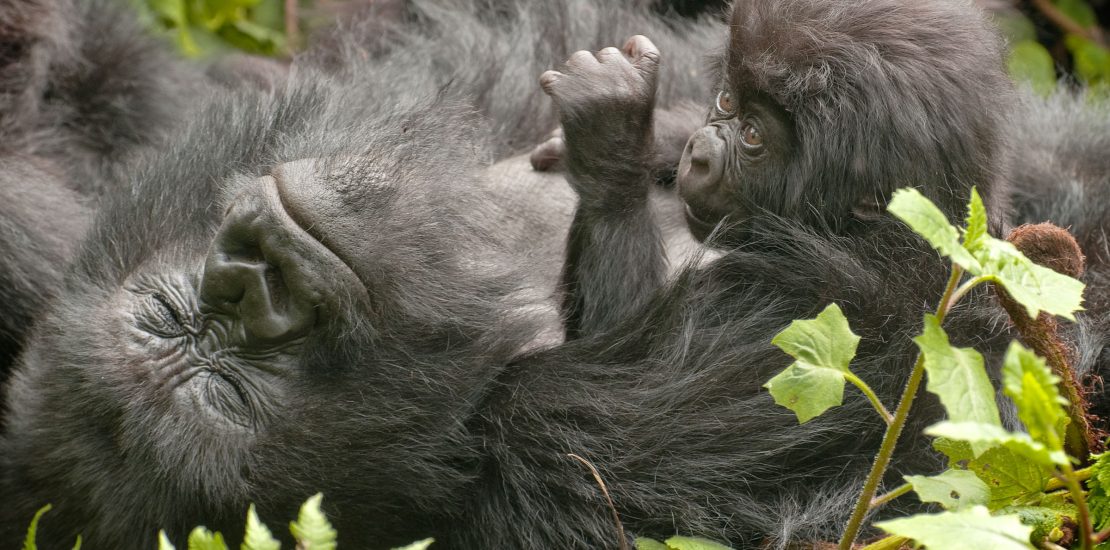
[566,49,600,70]
[539,70,563,95]
[623,35,660,86]
[596,46,624,63]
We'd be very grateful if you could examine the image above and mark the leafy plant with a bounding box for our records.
[764,186,1096,549]
[22,495,433,550]
[130,0,290,58]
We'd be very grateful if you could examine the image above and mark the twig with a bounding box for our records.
[869,483,913,509]
[1029,0,1106,47]
[568,453,628,550]
[284,0,300,52]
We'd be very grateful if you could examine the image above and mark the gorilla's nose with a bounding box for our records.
[677,127,726,200]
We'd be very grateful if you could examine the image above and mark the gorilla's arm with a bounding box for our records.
[542,37,668,338]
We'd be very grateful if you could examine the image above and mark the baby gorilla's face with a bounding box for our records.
[676,90,795,241]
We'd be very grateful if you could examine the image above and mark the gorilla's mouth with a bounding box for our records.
[684,202,720,242]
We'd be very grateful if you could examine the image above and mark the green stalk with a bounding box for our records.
[869,482,912,509]
[844,373,894,425]
[1060,462,1094,550]
[838,266,964,549]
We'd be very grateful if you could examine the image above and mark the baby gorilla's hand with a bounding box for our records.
[540,35,660,207]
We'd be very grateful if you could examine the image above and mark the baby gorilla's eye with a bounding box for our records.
[715,90,737,117]
[142,293,186,338]
[740,122,763,149]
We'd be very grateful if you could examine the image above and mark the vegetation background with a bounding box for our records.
[127,0,1110,96]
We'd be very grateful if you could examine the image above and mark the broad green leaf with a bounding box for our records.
[289,494,336,550]
[764,362,846,423]
[1001,343,1069,451]
[241,505,280,550]
[392,539,435,550]
[220,20,286,56]
[973,237,1085,321]
[22,504,52,550]
[636,539,670,550]
[998,494,1077,546]
[887,188,981,272]
[934,438,1053,510]
[916,314,1000,426]
[664,536,734,550]
[159,531,178,550]
[925,421,1067,466]
[771,303,860,373]
[765,303,861,423]
[875,506,1034,549]
[1087,450,1110,530]
[1007,41,1057,97]
[187,527,228,550]
[905,470,989,511]
[995,12,1037,43]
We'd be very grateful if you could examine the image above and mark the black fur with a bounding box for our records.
[0,0,205,372]
[0,1,1101,550]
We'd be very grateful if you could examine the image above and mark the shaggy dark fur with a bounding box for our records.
[0,0,202,372]
[0,1,1091,550]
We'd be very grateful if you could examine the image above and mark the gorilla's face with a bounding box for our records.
[5,132,532,544]
[119,159,374,433]
[676,88,795,241]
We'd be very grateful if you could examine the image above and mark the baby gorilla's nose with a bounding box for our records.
[677,126,726,199]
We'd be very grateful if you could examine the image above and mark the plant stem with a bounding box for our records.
[838,266,965,550]
[845,373,895,425]
[1060,463,1094,550]
[1045,465,1092,492]
[947,275,988,310]
[859,535,911,550]
[869,482,912,509]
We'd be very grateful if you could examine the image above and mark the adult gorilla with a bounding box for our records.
[0,1,1064,550]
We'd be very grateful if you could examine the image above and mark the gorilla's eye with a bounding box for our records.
[142,293,186,338]
[715,90,737,117]
[740,122,763,149]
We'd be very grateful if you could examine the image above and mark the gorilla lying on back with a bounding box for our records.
[0,1,1068,549]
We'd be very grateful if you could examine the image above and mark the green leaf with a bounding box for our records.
[995,13,1038,43]
[663,536,734,550]
[905,470,990,511]
[974,236,1086,321]
[969,446,1054,509]
[635,539,670,550]
[998,495,1077,546]
[289,494,336,550]
[241,505,280,550]
[765,303,860,423]
[1054,0,1098,28]
[1001,343,1069,452]
[925,421,1068,467]
[916,314,1000,426]
[1065,34,1110,87]
[1007,41,1058,97]
[1087,450,1110,531]
[962,189,989,253]
[187,527,228,550]
[875,506,1034,549]
[22,504,52,550]
[771,303,860,374]
[392,539,435,550]
[71,536,82,550]
[220,20,286,56]
[887,188,981,273]
[159,531,178,550]
[764,362,846,423]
